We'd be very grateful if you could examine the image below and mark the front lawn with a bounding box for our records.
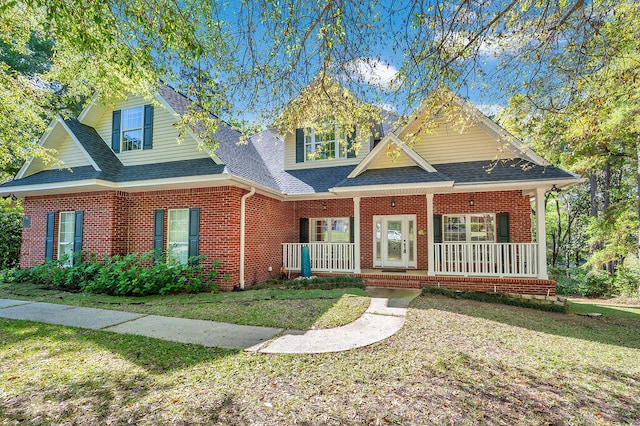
[568,297,640,321]
[1,294,638,424]
[0,281,369,330]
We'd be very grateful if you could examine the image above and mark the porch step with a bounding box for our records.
[364,278,423,289]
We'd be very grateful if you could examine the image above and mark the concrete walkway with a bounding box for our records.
[0,287,420,353]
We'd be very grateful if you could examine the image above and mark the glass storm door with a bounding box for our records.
[374,215,416,268]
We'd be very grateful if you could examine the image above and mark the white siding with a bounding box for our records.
[368,145,417,169]
[56,135,92,167]
[284,130,372,170]
[400,119,514,165]
[94,96,211,166]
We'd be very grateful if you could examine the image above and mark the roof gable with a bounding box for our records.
[348,133,437,178]
[16,116,100,179]
[396,90,548,166]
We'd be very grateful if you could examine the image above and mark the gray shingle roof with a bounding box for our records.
[335,166,451,187]
[63,118,123,177]
[1,83,578,195]
[434,159,574,183]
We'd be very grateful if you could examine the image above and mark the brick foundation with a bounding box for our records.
[314,272,556,296]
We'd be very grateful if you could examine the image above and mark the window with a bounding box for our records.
[310,217,350,242]
[121,106,144,152]
[58,212,76,267]
[304,125,346,161]
[443,214,495,242]
[167,209,189,265]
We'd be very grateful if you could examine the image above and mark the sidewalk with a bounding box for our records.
[0,287,421,353]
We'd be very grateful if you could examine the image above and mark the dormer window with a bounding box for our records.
[121,106,144,151]
[295,125,356,163]
[304,125,346,161]
[111,104,154,154]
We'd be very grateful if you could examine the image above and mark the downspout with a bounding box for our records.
[239,187,256,289]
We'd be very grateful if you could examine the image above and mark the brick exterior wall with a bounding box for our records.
[434,191,532,243]
[244,193,296,286]
[20,187,540,293]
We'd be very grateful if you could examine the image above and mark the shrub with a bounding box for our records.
[550,267,586,296]
[0,206,23,270]
[6,251,224,296]
[579,270,614,298]
[422,286,567,313]
[613,261,640,298]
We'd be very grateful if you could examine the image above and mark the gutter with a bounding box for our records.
[239,186,256,289]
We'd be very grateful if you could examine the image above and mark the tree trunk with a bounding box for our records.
[604,159,614,275]
[636,134,640,298]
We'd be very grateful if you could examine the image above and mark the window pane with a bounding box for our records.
[375,219,381,262]
[311,219,328,242]
[408,220,414,262]
[122,106,143,130]
[444,215,466,242]
[331,218,349,242]
[470,214,495,242]
[58,212,75,266]
[168,209,189,265]
[122,129,143,151]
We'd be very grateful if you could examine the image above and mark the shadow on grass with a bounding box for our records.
[0,318,237,375]
[413,294,640,350]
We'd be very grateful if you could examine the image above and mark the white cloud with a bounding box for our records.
[345,58,399,88]
[437,31,529,58]
[474,103,504,116]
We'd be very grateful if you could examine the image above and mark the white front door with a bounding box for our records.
[374,215,417,268]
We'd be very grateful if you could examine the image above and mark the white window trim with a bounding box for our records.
[443,213,496,242]
[121,106,144,152]
[57,211,75,267]
[304,125,346,162]
[167,208,189,265]
[309,217,350,243]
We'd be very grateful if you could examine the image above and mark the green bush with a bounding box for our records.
[0,207,22,270]
[550,267,586,296]
[613,262,640,297]
[422,286,567,313]
[5,251,223,296]
[579,270,614,298]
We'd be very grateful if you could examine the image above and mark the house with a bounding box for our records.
[0,83,581,294]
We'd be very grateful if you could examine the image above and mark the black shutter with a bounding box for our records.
[433,214,443,244]
[73,211,84,261]
[44,212,55,260]
[497,212,510,243]
[188,208,200,264]
[349,217,355,243]
[299,218,309,243]
[111,110,121,153]
[153,209,165,263]
[347,127,357,158]
[295,128,305,163]
[143,104,154,150]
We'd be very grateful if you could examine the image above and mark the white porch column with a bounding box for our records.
[353,197,361,273]
[535,187,548,280]
[426,193,435,276]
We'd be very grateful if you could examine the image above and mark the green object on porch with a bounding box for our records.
[301,246,312,277]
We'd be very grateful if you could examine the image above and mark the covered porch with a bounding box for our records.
[282,187,552,292]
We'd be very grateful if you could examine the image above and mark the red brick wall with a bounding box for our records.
[434,191,532,243]
[20,188,534,289]
[21,192,122,267]
[244,194,295,286]
[124,186,244,288]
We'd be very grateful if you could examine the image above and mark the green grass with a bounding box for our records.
[0,281,369,330]
[1,294,638,424]
[568,299,640,321]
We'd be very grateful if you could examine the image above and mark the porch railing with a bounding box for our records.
[434,242,537,277]
[282,243,355,273]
